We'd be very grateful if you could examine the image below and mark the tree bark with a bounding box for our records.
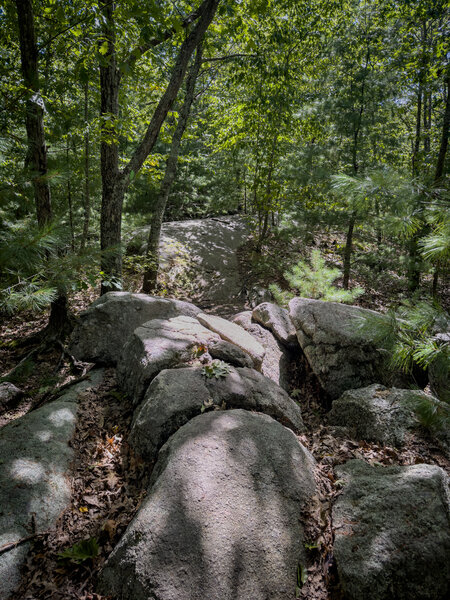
[99,0,220,294]
[142,45,203,293]
[16,0,52,227]
[434,70,450,183]
[16,0,72,337]
[343,213,356,290]
[81,80,90,251]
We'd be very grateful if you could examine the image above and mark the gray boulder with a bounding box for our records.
[197,313,265,369]
[252,302,298,348]
[232,311,297,392]
[130,366,304,461]
[333,459,450,600]
[328,384,420,446]
[247,285,273,308]
[208,339,254,368]
[69,292,201,365]
[100,410,316,600]
[289,297,389,399]
[0,370,104,599]
[117,316,220,404]
[0,383,23,411]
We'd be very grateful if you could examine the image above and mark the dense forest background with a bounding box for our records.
[0,0,449,327]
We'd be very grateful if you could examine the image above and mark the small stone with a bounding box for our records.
[0,382,23,411]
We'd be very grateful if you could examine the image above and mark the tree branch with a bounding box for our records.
[121,3,206,71]
[122,0,220,181]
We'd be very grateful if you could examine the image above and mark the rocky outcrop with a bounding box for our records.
[328,384,419,446]
[130,366,304,461]
[0,383,23,411]
[197,313,265,369]
[252,302,298,348]
[69,292,200,365]
[0,370,104,599]
[289,297,389,399]
[333,460,450,600]
[100,410,316,600]
[117,316,220,404]
[232,311,297,392]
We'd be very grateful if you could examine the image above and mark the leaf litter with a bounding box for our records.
[13,368,152,600]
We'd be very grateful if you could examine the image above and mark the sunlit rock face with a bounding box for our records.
[100,410,316,600]
[117,316,220,404]
[333,460,450,600]
[129,365,304,462]
[0,370,104,599]
[69,292,201,365]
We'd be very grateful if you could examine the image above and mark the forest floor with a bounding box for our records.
[1,223,449,599]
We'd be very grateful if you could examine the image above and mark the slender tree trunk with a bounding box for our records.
[343,213,356,290]
[430,71,450,295]
[15,0,71,337]
[142,45,203,293]
[434,71,450,183]
[99,0,220,294]
[408,83,424,291]
[66,144,75,251]
[81,80,90,251]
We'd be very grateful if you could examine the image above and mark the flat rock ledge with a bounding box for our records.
[100,410,316,600]
[333,459,450,600]
[197,313,265,370]
[69,292,200,365]
[130,366,304,461]
[0,370,104,599]
[117,316,220,404]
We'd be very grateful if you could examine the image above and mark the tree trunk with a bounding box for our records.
[142,45,203,293]
[343,214,356,290]
[16,0,52,227]
[99,0,122,294]
[434,70,450,183]
[81,80,90,251]
[15,0,71,337]
[67,144,75,251]
[99,0,220,294]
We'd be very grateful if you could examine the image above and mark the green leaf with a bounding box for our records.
[58,538,99,564]
[99,41,109,56]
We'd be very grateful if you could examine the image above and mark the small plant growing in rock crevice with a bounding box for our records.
[201,360,231,379]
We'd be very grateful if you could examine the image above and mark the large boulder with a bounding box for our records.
[252,302,298,349]
[130,366,304,461]
[197,313,265,369]
[328,384,419,446]
[100,410,317,600]
[232,311,297,392]
[69,292,201,365]
[289,297,389,399]
[333,459,450,600]
[0,370,104,599]
[117,316,220,404]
